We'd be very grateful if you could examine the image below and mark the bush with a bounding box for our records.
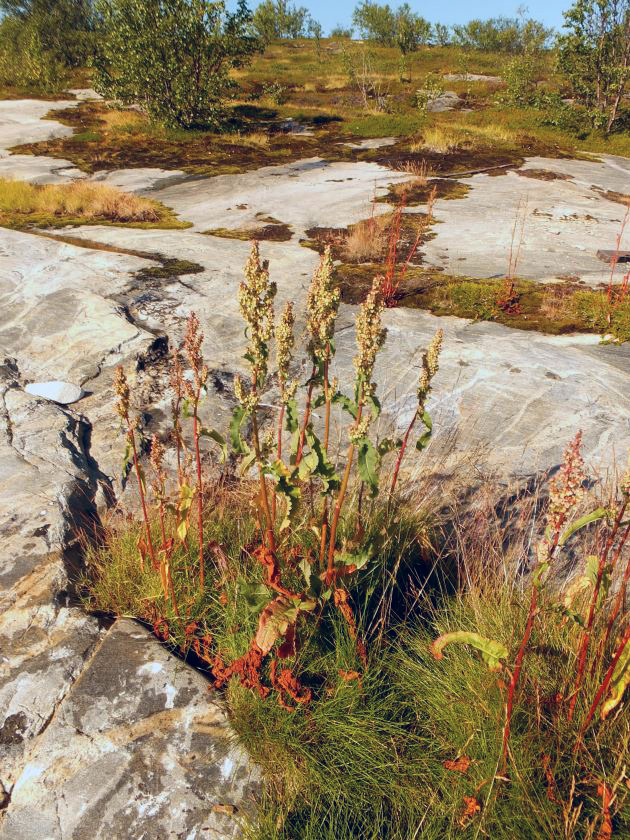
[352,1,431,53]
[331,24,353,39]
[0,0,95,70]
[0,17,65,91]
[557,0,630,133]
[252,0,309,43]
[451,15,553,53]
[92,0,261,129]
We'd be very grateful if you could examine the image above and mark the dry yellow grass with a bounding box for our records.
[0,177,164,222]
[412,126,461,154]
[222,131,271,148]
[100,109,148,132]
[344,212,390,261]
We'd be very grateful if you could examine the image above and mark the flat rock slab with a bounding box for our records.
[24,381,83,404]
[443,73,502,82]
[1,619,259,840]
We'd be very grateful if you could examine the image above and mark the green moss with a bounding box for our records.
[203,223,293,242]
[0,209,190,231]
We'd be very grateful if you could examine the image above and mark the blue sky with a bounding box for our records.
[253,1,569,34]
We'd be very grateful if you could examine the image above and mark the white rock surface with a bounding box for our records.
[24,381,83,404]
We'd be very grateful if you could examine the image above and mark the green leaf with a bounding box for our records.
[240,581,272,614]
[182,397,193,418]
[416,410,432,451]
[121,438,133,478]
[358,438,381,498]
[230,404,250,455]
[430,631,508,671]
[377,437,402,456]
[558,507,609,546]
[602,635,630,719]
[304,427,340,493]
[365,392,381,420]
[285,399,299,434]
[199,427,227,462]
[332,391,358,419]
[267,459,301,531]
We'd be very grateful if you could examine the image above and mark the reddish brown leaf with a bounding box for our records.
[339,670,361,682]
[542,754,559,804]
[596,782,613,840]
[443,755,471,775]
[277,623,296,659]
[458,796,480,827]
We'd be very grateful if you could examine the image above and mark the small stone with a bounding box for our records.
[24,381,84,404]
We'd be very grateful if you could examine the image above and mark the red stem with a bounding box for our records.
[192,396,205,592]
[295,366,316,466]
[578,622,630,743]
[599,520,630,658]
[502,586,538,766]
[390,408,418,496]
[127,421,157,570]
[569,500,628,720]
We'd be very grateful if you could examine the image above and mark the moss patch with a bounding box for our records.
[203,222,292,242]
[516,168,574,181]
[377,177,472,206]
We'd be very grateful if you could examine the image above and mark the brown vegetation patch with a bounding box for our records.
[378,177,471,206]
[516,168,574,181]
[593,187,630,206]
[203,223,292,242]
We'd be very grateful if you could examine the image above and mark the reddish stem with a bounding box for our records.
[569,500,628,720]
[127,421,157,570]
[326,403,363,586]
[295,366,317,466]
[272,401,285,523]
[578,622,630,744]
[598,520,630,659]
[390,408,418,496]
[502,585,538,766]
[192,397,205,592]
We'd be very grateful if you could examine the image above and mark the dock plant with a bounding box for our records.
[87,243,630,838]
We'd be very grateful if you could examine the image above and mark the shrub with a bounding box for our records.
[92,0,262,129]
[451,15,553,53]
[352,1,431,53]
[557,0,630,133]
[252,0,309,43]
[0,17,65,91]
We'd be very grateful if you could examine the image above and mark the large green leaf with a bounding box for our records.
[199,426,227,462]
[358,438,381,498]
[558,507,609,546]
[267,459,301,531]
[416,410,433,451]
[431,631,508,671]
[240,581,272,614]
[229,404,250,455]
[602,635,630,719]
[332,391,358,419]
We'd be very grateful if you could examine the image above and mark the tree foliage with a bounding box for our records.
[558,0,630,132]
[451,14,553,53]
[92,0,261,129]
[252,0,310,43]
[352,1,431,53]
[0,0,94,90]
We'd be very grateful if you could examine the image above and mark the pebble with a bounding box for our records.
[25,381,84,404]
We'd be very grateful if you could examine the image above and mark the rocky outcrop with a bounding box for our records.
[2,619,258,840]
[1,97,630,837]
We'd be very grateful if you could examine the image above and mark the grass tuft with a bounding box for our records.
[0,177,190,229]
